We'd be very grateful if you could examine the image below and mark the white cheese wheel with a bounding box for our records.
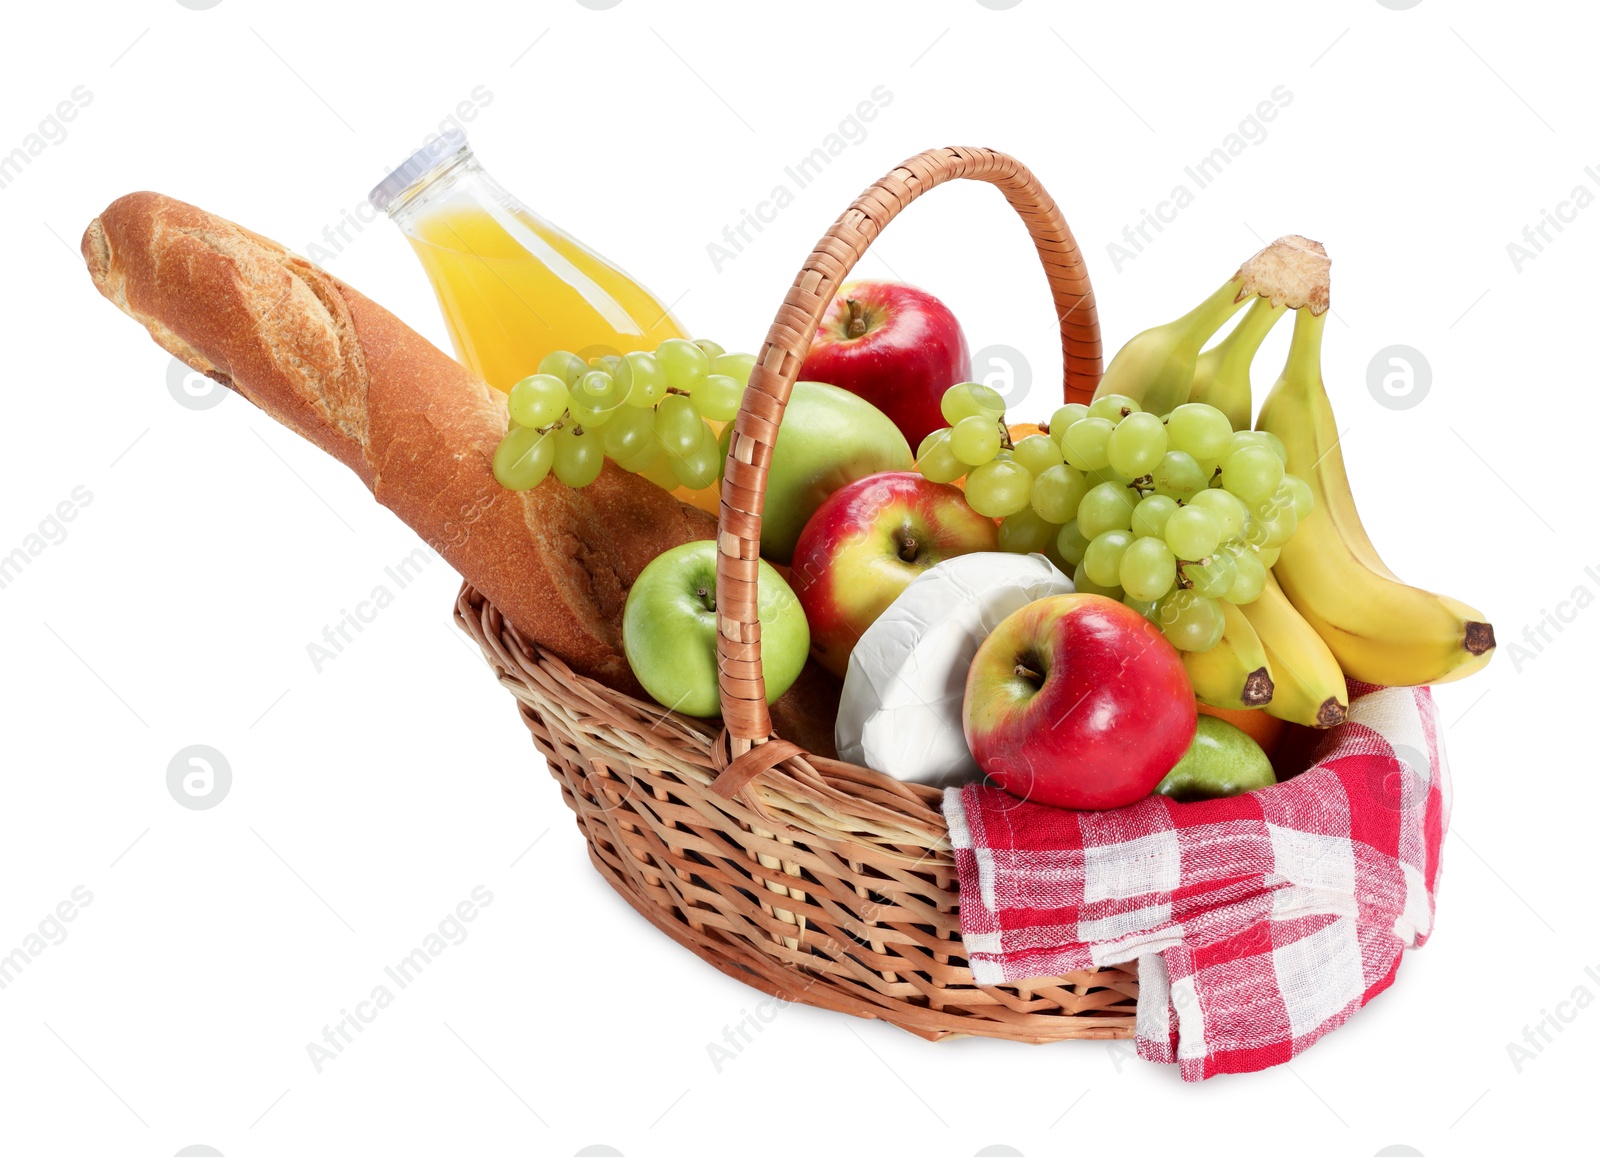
[835,552,1074,786]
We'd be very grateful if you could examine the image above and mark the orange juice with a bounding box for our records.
[371,129,685,391]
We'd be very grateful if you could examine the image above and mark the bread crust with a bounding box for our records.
[83,192,716,693]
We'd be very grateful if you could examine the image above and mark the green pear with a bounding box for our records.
[721,380,912,563]
[1154,715,1276,802]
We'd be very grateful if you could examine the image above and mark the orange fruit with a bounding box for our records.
[1196,701,1288,755]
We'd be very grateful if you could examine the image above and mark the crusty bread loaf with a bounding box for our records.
[82,192,717,695]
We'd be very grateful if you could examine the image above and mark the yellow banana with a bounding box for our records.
[1093,277,1247,416]
[1097,234,1330,418]
[1182,599,1275,710]
[1257,308,1496,686]
[1189,296,1286,431]
[1239,572,1349,728]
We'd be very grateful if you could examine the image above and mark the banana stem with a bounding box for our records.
[1177,278,1251,353]
[1284,306,1328,381]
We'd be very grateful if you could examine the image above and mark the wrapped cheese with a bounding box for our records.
[836,552,1074,786]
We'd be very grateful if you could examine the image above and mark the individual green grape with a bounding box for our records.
[1256,545,1281,568]
[602,406,655,461]
[1120,536,1177,601]
[942,382,1007,425]
[1183,553,1236,599]
[1072,560,1124,600]
[965,460,1033,517]
[568,402,619,428]
[552,424,604,487]
[1222,445,1284,504]
[709,351,756,387]
[656,338,711,391]
[670,424,721,489]
[1061,417,1115,472]
[917,429,946,459]
[951,415,1003,466]
[1228,429,1288,466]
[493,426,555,490]
[1013,434,1063,476]
[573,369,627,415]
[1077,481,1138,538]
[1088,393,1140,423]
[508,373,571,429]
[536,350,589,387]
[1221,548,1266,604]
[690,373,743,422]
[1157,589,1226,651]
[1106,411,1168,477]
[1083,529,1136,588]
[1130,494,1179,540]
[1197,458,1224,488]
[1281,474,1314,520]
[693,339,726,361]
[642,451,682,491]
[1152,451,1207,501]
[1165,506,1223,560]
[916,430,967,484]
[1166,403,1233,460]
[999,508,1059,554]
[618,436,663,473]
[1260,503,1299,548]
[1031,464,1089,523]
[618,352,668,408]
[1187,488,1246,540]
[1124,594,1160,622]
[655,394,705,458]
[1056,520,1092,567]
[1047,403,1090,436]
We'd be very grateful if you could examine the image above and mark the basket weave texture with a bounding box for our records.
[461,147,1138,1041]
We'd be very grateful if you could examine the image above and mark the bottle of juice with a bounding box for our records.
[369,127,686,391]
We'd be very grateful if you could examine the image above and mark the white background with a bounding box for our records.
[1,1,1594,1155]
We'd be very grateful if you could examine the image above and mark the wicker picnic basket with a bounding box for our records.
[455,146,1139,1042]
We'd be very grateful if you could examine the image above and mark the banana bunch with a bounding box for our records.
[1257,307,1495,687]
[1109,234,1494,724]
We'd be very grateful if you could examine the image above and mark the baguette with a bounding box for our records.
[81,192,717,696]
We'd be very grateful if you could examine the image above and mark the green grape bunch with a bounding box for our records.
[493,337,754,492]
[914,382,1315,655]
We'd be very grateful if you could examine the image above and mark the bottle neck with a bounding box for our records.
[388,152,488,226]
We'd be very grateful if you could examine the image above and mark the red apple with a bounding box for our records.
[800,280,970,449]
[964,595,1196,809]
[790,471,998,677]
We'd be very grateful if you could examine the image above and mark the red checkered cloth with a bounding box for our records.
[942,682,1448,1080]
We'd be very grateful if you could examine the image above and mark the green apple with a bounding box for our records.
[720,380,913,563]
[623,540,810,718]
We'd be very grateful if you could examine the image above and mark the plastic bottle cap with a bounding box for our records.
[368,124,470,215]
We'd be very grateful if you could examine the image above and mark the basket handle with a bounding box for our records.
[714,146,1102,753]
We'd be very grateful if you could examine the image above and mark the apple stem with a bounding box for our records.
[1013,661,1042,683]
[896,531,920,563]
[844,298,868,338]
[697,586,716,613]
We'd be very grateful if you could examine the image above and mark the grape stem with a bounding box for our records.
[665,386,693,397]
[998,419,1015,451]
